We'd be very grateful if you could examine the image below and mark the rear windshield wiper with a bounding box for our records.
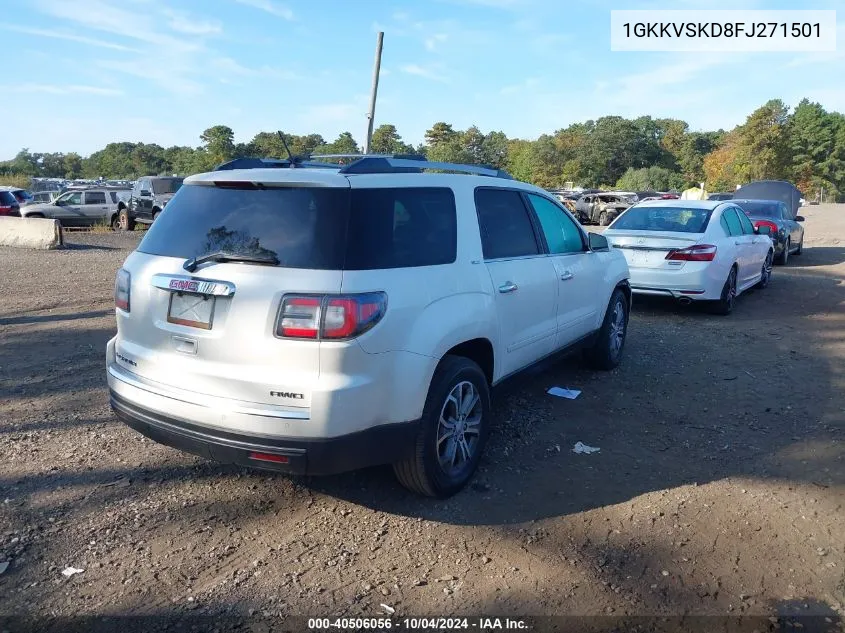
[183,251,280,272]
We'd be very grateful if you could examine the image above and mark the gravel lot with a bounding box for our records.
[1,209,844,631]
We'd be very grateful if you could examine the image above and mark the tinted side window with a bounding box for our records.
[737,209,755,235]
[780,203,790,220]
[526,194,584,254]
[345,187,457,270]
[109,192,119,203]
[85,191,106,205]
[722,208,742,236]
[475,188,539,259]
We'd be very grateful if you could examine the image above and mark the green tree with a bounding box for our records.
[63,153,83,179]
[370,124,414,154]
[425,122,458,148]
[200,125,235,165]
[739,99,791,181]
[616,166,685,191]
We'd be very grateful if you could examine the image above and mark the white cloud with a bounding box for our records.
[400,64,449,82]
[2,25,140,52]
[232,0,294,20]
[212,57,300,80]
[424,33,448,51]
[163,9,222,36]
[500,77,541,95]
[18,84,124,96]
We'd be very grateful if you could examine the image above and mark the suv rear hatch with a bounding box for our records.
[114,172,351,409]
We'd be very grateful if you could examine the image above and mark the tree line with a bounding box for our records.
[2,98,843,199]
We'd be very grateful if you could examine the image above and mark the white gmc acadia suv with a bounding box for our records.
[106,155,631,497]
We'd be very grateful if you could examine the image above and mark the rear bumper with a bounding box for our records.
[627,264,722,300]
[110,390,419,476]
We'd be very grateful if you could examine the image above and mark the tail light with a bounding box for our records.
[754,220,779,236]
[665,244,717,262]
[276,292,387,340]
[0,205,13,216]
[115,268,131,312]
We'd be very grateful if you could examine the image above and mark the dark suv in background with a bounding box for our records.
[119,176,183,231]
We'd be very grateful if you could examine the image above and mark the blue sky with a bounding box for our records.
[3,0,843,159]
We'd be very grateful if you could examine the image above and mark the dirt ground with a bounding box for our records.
[1,207,844,632]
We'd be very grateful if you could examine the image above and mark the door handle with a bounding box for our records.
[560,271,574,281]
[734,240,742,245]
[498,282,518,293]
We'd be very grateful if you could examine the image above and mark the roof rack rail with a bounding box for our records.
[338,156,512,179]
[213,154,513,179]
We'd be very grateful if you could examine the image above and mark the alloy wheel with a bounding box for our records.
[436,381,482,476]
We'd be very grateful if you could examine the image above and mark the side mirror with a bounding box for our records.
[795,215,805,222]
[755,225,772,236]
[589,232,610,251]
[140,190,152,197]
[54,200,64,206]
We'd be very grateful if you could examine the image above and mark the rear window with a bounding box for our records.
[0,191,17,205]
[611,206,713,233]
[152,178,183,195]
[138,184,457,270]
[734,200,781,218]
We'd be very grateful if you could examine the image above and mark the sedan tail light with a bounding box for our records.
[665,244,717,262]
[0,205,13,216]
[115,268,131,312]
[754,220,779,236]
[276,293,387,340]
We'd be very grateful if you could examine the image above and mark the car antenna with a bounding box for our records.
[277,131,299,168]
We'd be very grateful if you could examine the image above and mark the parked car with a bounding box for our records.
[708,192,734,201]
[119,176,184,230]
[734,180,803,217]
[604,199,774,315]
[0,186,34,207]
[732,198,804,265]
[575,193,632,226]
[22,187,130,227]
[106,156,631,497]
[0,190,21,217]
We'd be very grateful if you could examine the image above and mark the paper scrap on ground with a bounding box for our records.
[572,442,600,454]
[380,604,395,615]
[547,386,581,399]
[61,567,84,577]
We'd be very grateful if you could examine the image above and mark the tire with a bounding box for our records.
[776,238,790,265]
[118,209,135,232]
[110,214,121,231]
[599,211,609,227]
[755,250,773,289]
[393,355,491,498]
[583,288,629,370]
[152,208,161,222]
[26,212,44,218]
[795,235,803,256]
[712,266,738,316]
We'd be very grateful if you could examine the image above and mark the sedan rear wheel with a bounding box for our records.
[756,250,773,289]
[712,266,737,316]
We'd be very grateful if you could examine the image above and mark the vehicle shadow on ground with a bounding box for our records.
[792,246,845,267]
[0,309,112,326]
[62,243,121,252]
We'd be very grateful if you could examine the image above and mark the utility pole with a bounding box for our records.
[364,31,384,154]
